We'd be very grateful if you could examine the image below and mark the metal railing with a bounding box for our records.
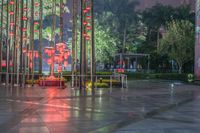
[0,72,128,91]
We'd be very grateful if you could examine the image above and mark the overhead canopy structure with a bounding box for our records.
[115,53,150,73]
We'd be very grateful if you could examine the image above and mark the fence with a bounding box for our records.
[0,72,128,90]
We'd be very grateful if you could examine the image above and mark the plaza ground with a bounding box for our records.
[0,80,200,133]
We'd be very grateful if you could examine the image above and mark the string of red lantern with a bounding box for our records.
[34,1,40,34]
[82,0,92,41]
[9,0,15,37]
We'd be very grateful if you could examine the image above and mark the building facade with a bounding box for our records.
[196,0,200,79]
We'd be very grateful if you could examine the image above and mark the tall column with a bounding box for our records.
[6,1,10,86]
[20,0,24,86]
[195,0,200,80]
[39,0,43,75]
[80,0,94,92]
[30,0,35,83]
[72,0,78,87]
[91,0,95,94]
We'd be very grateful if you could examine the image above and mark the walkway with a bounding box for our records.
[0,80,199,133]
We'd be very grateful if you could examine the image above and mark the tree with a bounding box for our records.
[142,4,174,50]
[159,20,194,73]
[94,23,118,63]
[96,0,139,54]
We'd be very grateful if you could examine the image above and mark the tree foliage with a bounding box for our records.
[95,22,118,63]
[159,20,195,73]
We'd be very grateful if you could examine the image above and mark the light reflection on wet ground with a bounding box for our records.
[0,80,200,133]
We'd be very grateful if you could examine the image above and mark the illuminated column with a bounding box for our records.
[60,0,64,42]
[72,0,78,88]
[6,1,9,85]
[13,0,19,85]
[195,0,200,79]
[80,0,95,92]
[19,0,29,86]
[9,0,15,85]
[38,0,43,74]
[19,0,24,86]
[34,0,40,75]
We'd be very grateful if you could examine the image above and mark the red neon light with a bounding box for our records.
[9,11,14,15]
[29,62,33,69]
[23,36,27,40]
[86,6,91,11]
[34,22,39,25]
[83,21,88,25]
[86,16,91,20]
[9,1,14,5]
[83,9,88,14]
[86,26,91,30]
[35,2,39,6]
[23,7,28,11]
[35,52,39,58]
[47,59,52,65]
[57,66,62,73]
[85,36,90,40]
[64,61,68,67]
[9,32,14,36]
[10,22,15,26]
[22,17,28,20]
[22,28,27,32]
[22,48,26,53]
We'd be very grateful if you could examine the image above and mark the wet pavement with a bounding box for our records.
[0,80,200,133]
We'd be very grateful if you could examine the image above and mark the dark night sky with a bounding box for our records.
[135,0,195,11]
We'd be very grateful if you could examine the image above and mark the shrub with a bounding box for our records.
[96,72,113,75]
[125,72,188,81]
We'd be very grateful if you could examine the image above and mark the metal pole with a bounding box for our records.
[6,1,9,86]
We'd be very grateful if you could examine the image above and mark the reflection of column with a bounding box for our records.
[195,0,200,79]
[147,55,150,73]
[136,57,138,71]
[128,57,130,69]
[72,0,78,88]
[120,54,122,69]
